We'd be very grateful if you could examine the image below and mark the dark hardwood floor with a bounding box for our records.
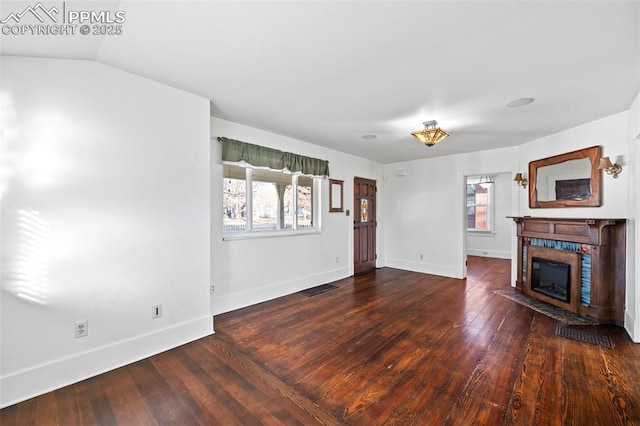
[2,256,639,425]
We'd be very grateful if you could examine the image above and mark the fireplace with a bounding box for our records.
[512,217,626,325]
[525,245,582,314]
[531,257,570,303]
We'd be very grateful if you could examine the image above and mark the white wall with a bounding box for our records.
[210,117,384,315]
[627,92,640,341]
[0,57,212,407]
[383,147,520,279]
[467,172,513,259]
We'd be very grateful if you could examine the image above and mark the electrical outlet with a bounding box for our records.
[420,254,423,260]
[210,284,215,293]
[336,256,339,263]
[74,321,88,338]
[152,304,162,319]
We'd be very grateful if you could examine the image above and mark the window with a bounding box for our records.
[296,175,314,229]
[467,176,493,232]
[223,166,247,232]
[223,165,319,233]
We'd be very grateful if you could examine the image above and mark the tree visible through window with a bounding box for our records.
[296,176,313,229]
[223,166,247,232]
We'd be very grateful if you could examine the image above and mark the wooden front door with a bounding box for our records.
[354,177,376,274]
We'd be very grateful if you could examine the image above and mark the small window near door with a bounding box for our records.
[467,176,494,233]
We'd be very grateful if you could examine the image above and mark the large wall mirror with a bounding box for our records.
[529,145,602,208]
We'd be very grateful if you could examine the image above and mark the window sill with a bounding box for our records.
[222,229,321,241]
[467,230,495,237]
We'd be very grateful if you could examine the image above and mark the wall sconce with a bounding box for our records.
[513,172,528,188]
[598,157,622,178]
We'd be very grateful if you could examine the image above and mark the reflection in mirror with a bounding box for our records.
[535,158,591,201]
[329,179,343,212]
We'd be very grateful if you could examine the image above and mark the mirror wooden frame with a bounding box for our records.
[329,179,344,212]
[529,145,602,208]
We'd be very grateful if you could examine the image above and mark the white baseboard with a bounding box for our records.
[467,249,511,259]
[0,315,213,408]
[625,310,639,343]
[385,258,460,279]
[212,267,351,315]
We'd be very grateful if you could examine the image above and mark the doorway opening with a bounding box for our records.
[464,171,515,277]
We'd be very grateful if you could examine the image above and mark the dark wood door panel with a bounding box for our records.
[354,177,376,274]
[354,227,361,264]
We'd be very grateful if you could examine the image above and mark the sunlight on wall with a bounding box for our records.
[21,112,68,189]
[0,92,69,196]
[5,209,51,305]
[1,101,66,305]
[0,92,19,200]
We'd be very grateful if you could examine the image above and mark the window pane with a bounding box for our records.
[223,166,247,232]
[297,176,313,228]
[466,182,491,232]
[474,205,488,229]
[467,205,476,229]
[252,169,292,231]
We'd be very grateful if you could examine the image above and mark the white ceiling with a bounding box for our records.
[2,1,639,163]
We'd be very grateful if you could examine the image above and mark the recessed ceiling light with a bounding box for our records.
[361,134,377,140]
[507,97,535,108]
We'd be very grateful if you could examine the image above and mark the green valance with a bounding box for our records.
[219,137,330,178]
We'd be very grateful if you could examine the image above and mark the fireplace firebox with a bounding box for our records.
[525,245,581,313]
[530,257,571,303]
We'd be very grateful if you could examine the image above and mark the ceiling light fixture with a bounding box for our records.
[411,120,449,147]
[478,175,495,189]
